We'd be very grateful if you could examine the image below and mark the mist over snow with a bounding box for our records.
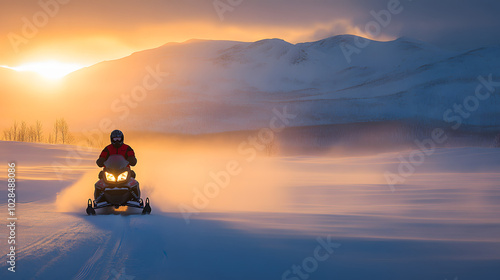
[2,139,500,279]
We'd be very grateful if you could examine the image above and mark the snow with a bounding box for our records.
[1,141,499,279]
[49,35,498,134]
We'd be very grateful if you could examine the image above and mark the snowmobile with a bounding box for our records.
[86,154,151,215]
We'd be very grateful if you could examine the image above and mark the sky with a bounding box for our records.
[1,0,499,67]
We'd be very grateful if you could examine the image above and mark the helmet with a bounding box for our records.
[110,130,124,148]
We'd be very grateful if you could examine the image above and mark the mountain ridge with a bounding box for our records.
[1,35,499,134]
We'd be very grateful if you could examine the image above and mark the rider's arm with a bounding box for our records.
[126,146,137,166]
[96,147,109,167]
[96,158,106,167]
[128,156,137,166]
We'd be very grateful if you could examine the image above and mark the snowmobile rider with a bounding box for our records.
[96,130,137,171]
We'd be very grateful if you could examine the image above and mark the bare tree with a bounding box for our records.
[53,119,60,143]
[35,120,44,142]
[12,121,18,141]
[27,124,36,142]
[53,118,71,144]
[2,121,19,141]
[8,121,18,141]
[18,121,27,142]
[60,118,70,144]
[48,133,54,144]
[2,128,12,141]
[3,119,69,144]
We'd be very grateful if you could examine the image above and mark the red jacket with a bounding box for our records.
[99,144,135,162]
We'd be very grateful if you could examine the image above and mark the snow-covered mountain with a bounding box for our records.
[4,35,500,134]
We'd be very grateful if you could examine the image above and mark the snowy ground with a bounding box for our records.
[1,141,499,280]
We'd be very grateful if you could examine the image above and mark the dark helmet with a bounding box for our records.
[110,130,124,148]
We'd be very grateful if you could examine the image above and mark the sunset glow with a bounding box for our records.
[1,61,86,80]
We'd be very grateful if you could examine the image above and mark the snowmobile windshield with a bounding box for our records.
[104,155,129,171]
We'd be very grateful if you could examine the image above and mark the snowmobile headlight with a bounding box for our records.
[105,172,116,182]
[117,171,128,182]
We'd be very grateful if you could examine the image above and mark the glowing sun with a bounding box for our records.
[2,61,86,80]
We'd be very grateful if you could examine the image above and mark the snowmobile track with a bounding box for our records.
[72,218,130,280]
